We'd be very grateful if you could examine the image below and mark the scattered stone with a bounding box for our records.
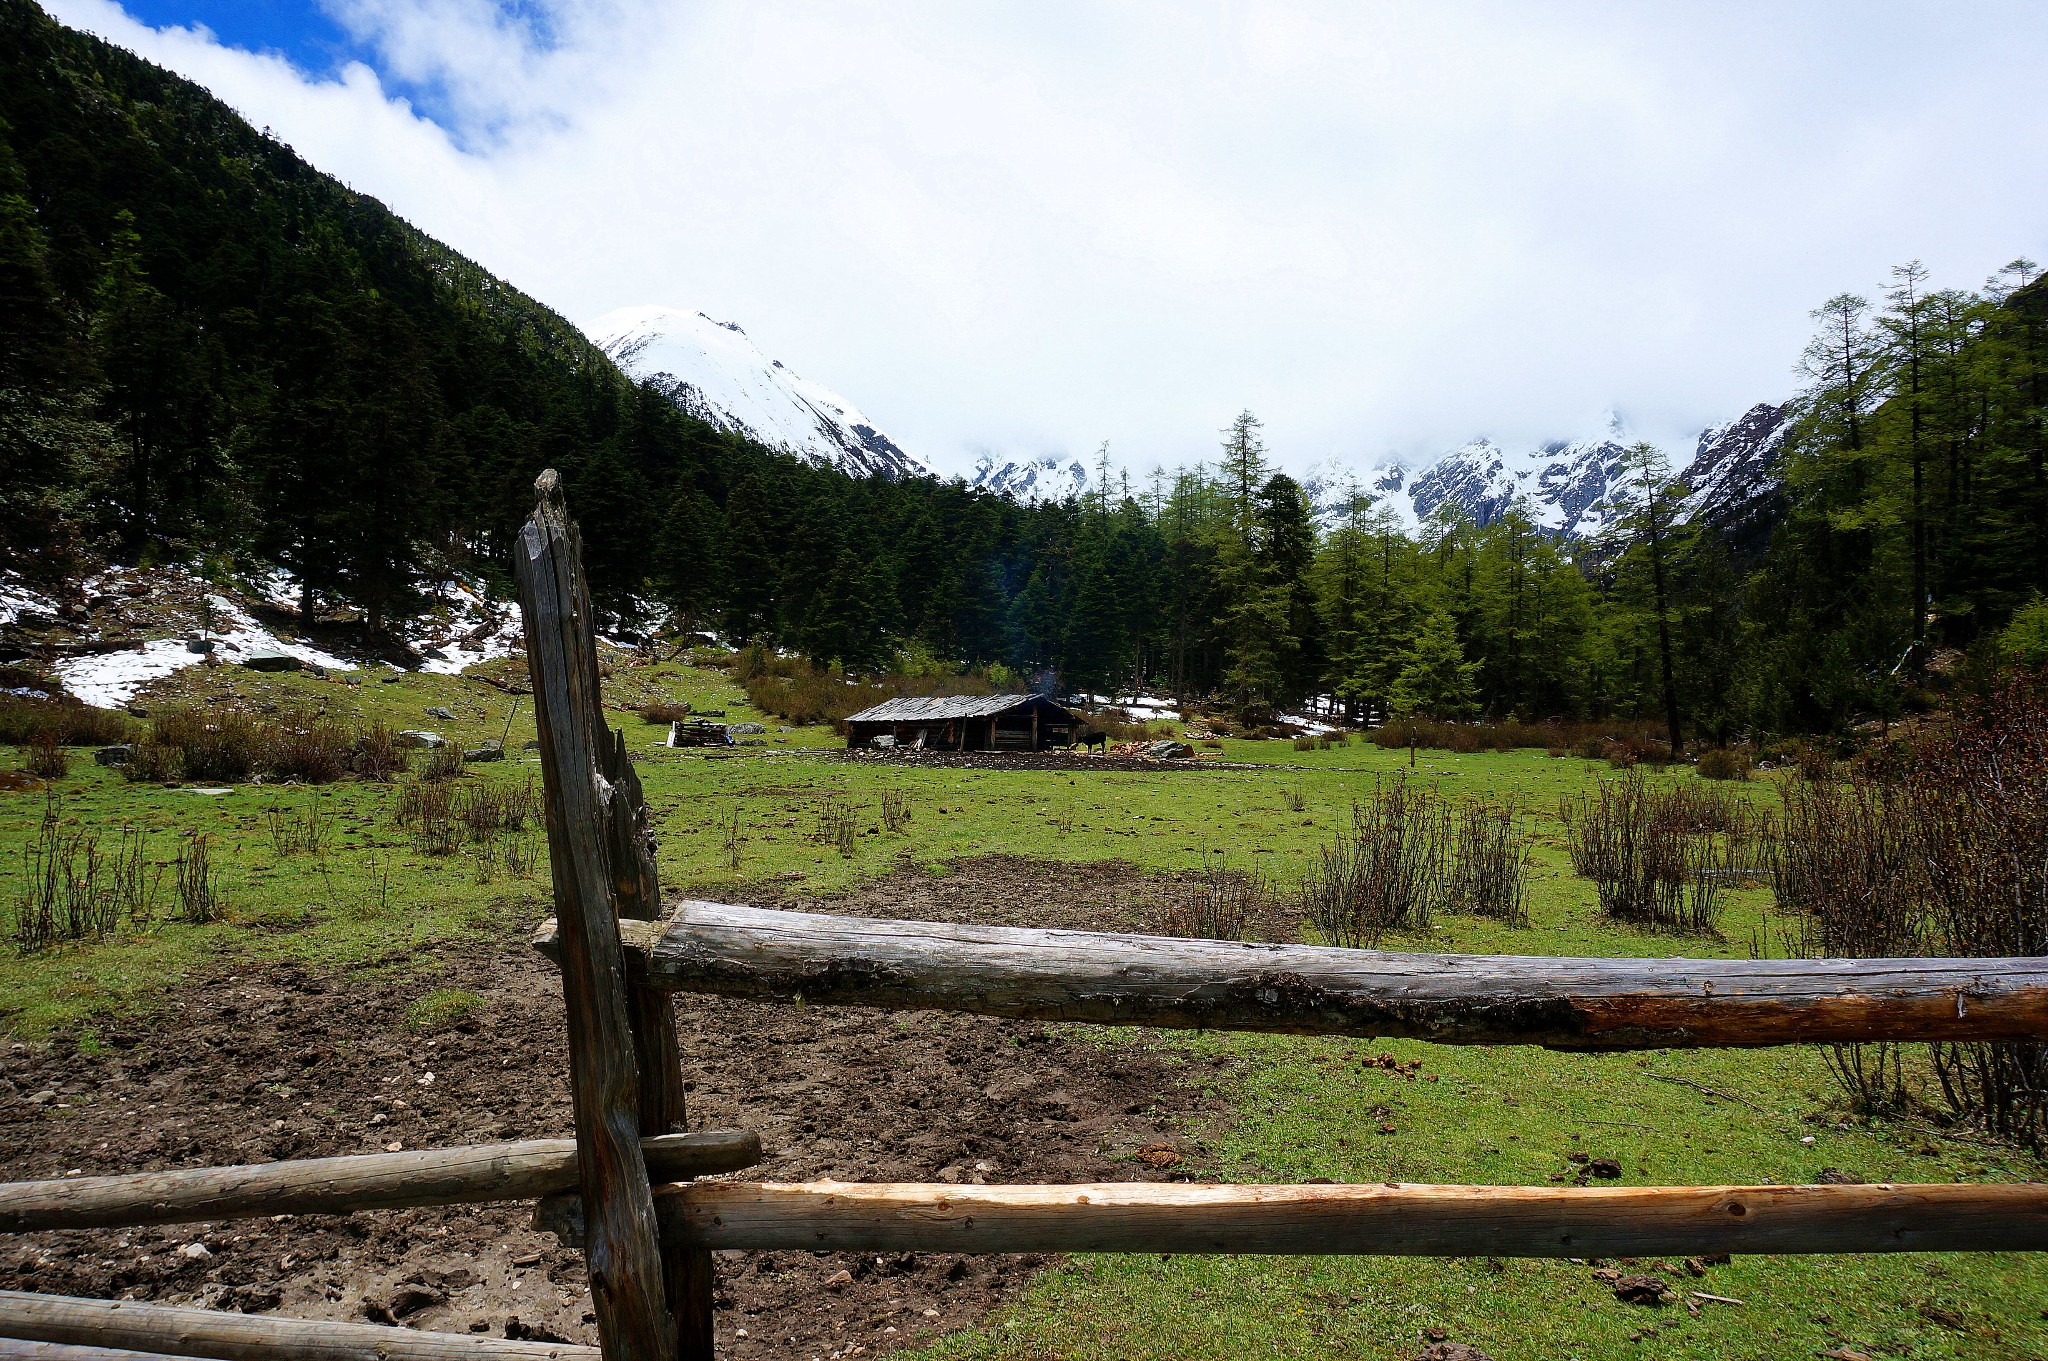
[384,1284,445,1319]
[1144,739,1195,759]
[503,1318,571,1344]
[727,722,766,735]
[1134,1143,1182,1169]
[464,743,505,763]
[28,1090,56,1105]
[178,1242,212,1260]
[239,648,302,673]
[93,744,132,766]
[126,705,149,717]
[381,674,405,684]
[424,706,457,720]
[396,730,448,749]
[824,1270,853,1290]
[421,648,449,662]
[1815,1167,1865,1184]
[183,637,215,654]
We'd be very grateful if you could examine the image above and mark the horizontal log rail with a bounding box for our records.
[0,1339,204,1361]
[0,1132,760,1233]
[536,1178,2048,1258]
[533,903,2048,1051]
[0,1293,597,1361]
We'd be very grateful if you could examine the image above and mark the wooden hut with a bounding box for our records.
[844,694,1082,752]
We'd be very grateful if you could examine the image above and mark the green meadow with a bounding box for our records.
[2,658,2042,1361]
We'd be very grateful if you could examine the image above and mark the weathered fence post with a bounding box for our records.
[514,470,679,1361]
[603,726,716,1352]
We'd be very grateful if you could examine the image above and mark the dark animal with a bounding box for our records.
[1071,729,1108,753]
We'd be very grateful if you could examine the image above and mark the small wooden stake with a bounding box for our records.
[515,470,676,1361]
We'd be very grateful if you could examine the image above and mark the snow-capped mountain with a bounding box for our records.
[1304,405,1793,541]
[1677,401,1794,534]
[587,306,927,480]
[966,453,1091,504]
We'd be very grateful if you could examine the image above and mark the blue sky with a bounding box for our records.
[42,1,2048,478]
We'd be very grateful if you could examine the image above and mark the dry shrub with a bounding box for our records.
[265,802,333,857]
[814,793,858,856]
[23,732,67,780]
[1158,858,1271,941]
[1904,677,2048,1144]
[11,792,160,947]
[1301,776,1448,947]
[0,695,135,746]
[880,789,912,834]
[350,723,410,781]
[1447,801,1528,925]
[175,833,223,924]
[455,776,537,843]
[1078,709,1168,744]
[639,702,693,724]
[1773,777,1924,1111]
[1696,747,1753,781]
[1292,735,1318,752]
[420,745,464,783]
[146,708,265,782]
[1559,773,1738,935]
[267,715,352,784]
[394,780,460,856]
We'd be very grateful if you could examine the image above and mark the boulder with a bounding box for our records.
[94,745,133,767]
[464,742,505,763]
[1145,740,1195,760]
[424,705,457,720]
[727,721,766,735]
[240,648,302,672]
[396,730,448,749]
[183,637,215,654]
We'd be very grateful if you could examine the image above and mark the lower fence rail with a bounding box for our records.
[0,1293,596,1361]
[536,1179,2048,1258]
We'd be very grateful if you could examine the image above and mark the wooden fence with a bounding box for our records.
[1,470,2042,1361]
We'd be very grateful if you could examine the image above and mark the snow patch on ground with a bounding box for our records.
[0,577,58,627]
[52,590,356,708]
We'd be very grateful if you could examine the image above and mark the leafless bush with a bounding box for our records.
[350,723,410,781]
[502,833,542,881]
[265,801,333,857]
[267,715,352,783]
[1157,857,1271,941]
[1696,747,1753,781]
[880,789,912,834]
[1560,773,1728,935]
[1904,677,2048,1146]
[420,745,464,783]
[1301,776,1448,947]
[1283,784,1308,813]
[639,702,694,724]
[0,695,134,746]
[455,776,536,844]
[395,780,460,856]
[1447,801,1528,925]
[175,833,223,925]
[23,732,67,780]
[721,807,743,871]
[815,793,857,856]
[147,708,265,783]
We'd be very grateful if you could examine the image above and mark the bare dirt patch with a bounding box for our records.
[0,858,1232,1359]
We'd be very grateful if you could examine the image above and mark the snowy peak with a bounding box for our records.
[1679,402,1793,521]
[587,306,927,480]
[966,453,1090,504]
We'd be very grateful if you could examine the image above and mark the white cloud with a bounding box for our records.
[42,0,2048,475]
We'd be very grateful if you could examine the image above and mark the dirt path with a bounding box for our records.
[1,857,1232,1360]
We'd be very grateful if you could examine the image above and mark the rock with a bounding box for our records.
[1587,1158,1622,1179]
[240,648,302,672]
[463,743,505,763]
[522,740,541,750]
[1815,1167,1865,1184]
[727,721,766,735]
[824,1270,853,1290]
[126,705,149,718]
[424,706,457,720]
[94,745,133,766]
[380,674,404,684]
[1144,740,1195,760]
[1417,1343,1496,1361]
[396,730,448,749]
[503,1319,571,1344]
[183,637,215,654]
[1611,1274,1670,1305]
[179,1242,212,1260]
[421,647,449,662]
[305,664,326,679]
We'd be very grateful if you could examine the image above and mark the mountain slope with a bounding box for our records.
[588,306,926,480]
[966,453,1090,504]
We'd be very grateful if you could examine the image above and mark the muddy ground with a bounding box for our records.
[0,857,1239,1360]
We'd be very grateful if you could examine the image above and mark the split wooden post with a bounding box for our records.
[514,470,679,1361]
[603,717,715,1351]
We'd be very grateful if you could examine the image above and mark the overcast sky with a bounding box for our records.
[43,0,2048,477]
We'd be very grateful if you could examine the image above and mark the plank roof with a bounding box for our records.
[844,694,1068,724]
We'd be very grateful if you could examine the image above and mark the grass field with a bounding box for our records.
[2,656,2043,1361]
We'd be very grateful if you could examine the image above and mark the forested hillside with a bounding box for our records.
[2,0,2043,741]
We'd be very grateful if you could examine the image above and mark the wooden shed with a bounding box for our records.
[844,694,1082,752]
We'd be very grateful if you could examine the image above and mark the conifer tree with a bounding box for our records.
[1389,607,1478,718]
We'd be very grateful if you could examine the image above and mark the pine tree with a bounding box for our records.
[1388,608,1478,718]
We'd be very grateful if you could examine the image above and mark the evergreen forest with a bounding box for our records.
[4,0,2046,741]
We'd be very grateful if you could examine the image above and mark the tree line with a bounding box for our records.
[4,0,2044,742]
